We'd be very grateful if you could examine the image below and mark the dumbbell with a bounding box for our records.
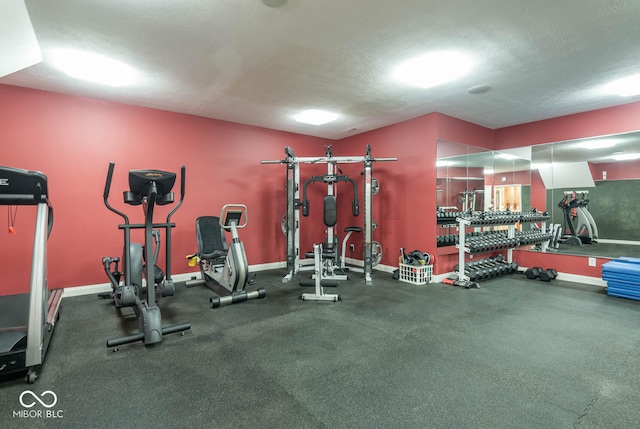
[489,255,518,274]
[456,259,494,280]
[455,265,481,281]
[486,256,515,276]
[539,268,557,281]
[524,267,557,282]
[472,257,508,278]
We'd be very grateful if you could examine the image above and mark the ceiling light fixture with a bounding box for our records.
[468,85,491,94]
[393,51,473,89]
[497,153,518,160]
[436,160,454,167]
[577,140,616,150]
[483,169,494,175]
[605,73,640,97]
[293,109,338,126]
[52,48,136,87]
[611,153,640,161]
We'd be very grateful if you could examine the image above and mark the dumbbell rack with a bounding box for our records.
[455,211,551,282]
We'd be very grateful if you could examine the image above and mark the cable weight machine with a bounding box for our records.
[262,145,396,286]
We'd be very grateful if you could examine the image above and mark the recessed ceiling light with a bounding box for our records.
[468,85,491,94]
[52,48,136,87]
[577,140,616,150]
[293,109,338,126]
[611,153,640,161]
[605,73,640,97]
[393,51,473,89]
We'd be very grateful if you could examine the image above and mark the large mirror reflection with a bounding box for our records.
[435,140,532,254]
[437,131,640,260]
[532,131,640,259]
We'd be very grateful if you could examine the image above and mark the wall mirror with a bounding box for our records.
[435,140,531,253]
[530,131,640,259]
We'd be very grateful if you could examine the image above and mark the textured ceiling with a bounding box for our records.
[2,0,640,140]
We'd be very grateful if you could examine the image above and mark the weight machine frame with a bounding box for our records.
[262,145,396,286]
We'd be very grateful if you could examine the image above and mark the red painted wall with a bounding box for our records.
[512,249,608,279]
[494,102,640,148]
[0,85,329,294]
[590,160,640,181]
[530,169,547,212]
[3,83,639,292]
[339,114,438,268]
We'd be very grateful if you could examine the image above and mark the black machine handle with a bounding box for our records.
[301,175,359,217]
[103,162,130,224]
[344,176,359,216]
[167,165,186,223]
[104,162,115,200]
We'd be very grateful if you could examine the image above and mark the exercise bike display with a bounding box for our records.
[186,204,266,308]
[100,163,190,349]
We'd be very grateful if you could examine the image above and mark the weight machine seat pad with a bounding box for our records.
[195,216,229,261]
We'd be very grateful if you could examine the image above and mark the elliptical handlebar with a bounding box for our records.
[103,162,130,224]
[103,162,115,200]
[167,165,186,223]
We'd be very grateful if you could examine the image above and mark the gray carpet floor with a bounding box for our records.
[2,269,640,429]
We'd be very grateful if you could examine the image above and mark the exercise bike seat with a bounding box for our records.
[195,216,229,261]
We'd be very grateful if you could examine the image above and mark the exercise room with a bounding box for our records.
[2,1,640,428]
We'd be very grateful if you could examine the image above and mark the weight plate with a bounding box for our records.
[371,241,383,266]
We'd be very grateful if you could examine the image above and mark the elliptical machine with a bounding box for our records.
[101,163,190,349]
[186,204,266,308]
[557,193,586,246]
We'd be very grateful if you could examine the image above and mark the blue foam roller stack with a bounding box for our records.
[602,257,640,300]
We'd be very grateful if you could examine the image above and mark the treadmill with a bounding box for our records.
[0,166,62,383]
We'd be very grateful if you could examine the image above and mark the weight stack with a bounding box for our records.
[602,257,640,301]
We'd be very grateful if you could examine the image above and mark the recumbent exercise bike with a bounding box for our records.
[186,204,266,308]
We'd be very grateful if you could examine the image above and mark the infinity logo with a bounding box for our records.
[19,390,58,408]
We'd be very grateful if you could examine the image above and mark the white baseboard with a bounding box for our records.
[554,272,607,287]
[63,262,287,298]
[63,260,607,297]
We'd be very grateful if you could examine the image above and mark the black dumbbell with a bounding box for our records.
[476,258,508,277]
[539,268,557,282]
[490,255,518,274]
[524,267,557,282]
